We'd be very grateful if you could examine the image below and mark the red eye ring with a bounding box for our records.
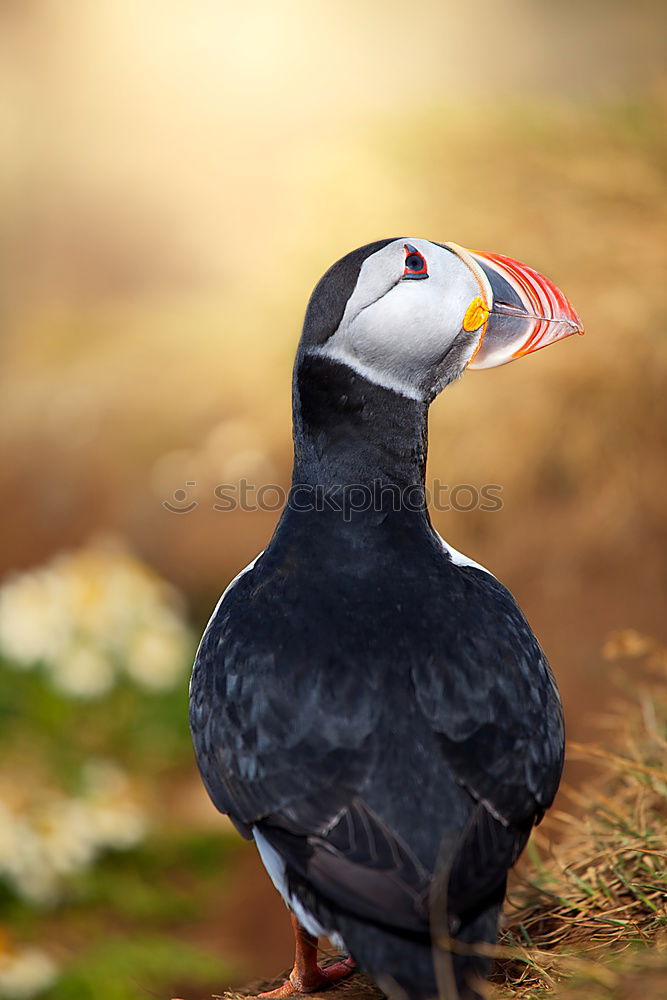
[403,244,428,279]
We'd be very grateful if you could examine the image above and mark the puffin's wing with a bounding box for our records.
[397,567,565,919]
[257,796,432,932]
[258,790,528,932]
[412,568,565,829]
[189,567,380,838]
[189,571,433,933]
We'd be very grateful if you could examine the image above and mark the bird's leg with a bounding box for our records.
[257,914,356,997]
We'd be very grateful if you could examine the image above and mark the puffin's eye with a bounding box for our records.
[405,254,423,271]
[402,244,428,280]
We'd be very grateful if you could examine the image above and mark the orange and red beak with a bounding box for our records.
[444,243,584,369]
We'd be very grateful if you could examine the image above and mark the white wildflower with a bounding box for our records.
[0,572,66,667]
[80,760,147,849]
[48,643,115,699]
[0,947,57,1000]
[0,761,148,906]
[124,617,191,691]
[0,538,191,699]
[34,799,99,879]
[0,806,48,902]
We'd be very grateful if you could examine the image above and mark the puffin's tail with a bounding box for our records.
[335,899,501,1000]
[394,902,500,1000]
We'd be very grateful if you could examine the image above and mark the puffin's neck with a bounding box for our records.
[291,353,429,493]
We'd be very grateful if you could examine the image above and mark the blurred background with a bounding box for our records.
[0,1,666,998]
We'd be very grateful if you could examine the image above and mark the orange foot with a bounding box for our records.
[258,956,357,997]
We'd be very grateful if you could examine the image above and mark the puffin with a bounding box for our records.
[189,239,582,1000]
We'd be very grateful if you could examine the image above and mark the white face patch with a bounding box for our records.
[315,239,485,399]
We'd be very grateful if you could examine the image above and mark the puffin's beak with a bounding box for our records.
[444,243,584,369]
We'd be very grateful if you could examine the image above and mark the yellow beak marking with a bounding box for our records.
[462,297,490,333]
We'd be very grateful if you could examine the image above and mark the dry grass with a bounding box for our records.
[493,634,667,999]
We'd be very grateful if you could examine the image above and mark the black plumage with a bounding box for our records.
[189,240,566,1000]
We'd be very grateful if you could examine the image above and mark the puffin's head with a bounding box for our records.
[300,238,583,401]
